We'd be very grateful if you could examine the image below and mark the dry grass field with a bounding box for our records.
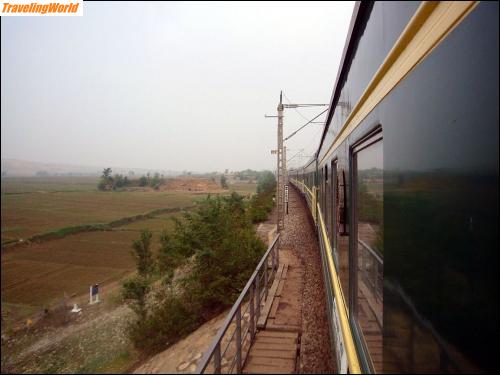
[1,190,199,243]
[1,176,99,194]
[1,177,257,244]
[229,180,259,194]
[1,177,257,311]
[2,229,167,308]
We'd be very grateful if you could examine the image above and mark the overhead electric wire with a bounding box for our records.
[287,123,323,166]
[288,122,321,159]
[281,92,329,169]
[284,107,329,141]
[283,91,314,123]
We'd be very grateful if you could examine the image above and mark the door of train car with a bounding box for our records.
[350,131,384,373]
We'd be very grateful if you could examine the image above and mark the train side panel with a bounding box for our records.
[299,1,498,373]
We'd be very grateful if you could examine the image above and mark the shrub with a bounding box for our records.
[128,291,199,352]
[131,230,154,277]
[125,192,267,352]
[256,171,276,194]
[122,276,150,319]
[220,175,228,189]
[249,175,275,223]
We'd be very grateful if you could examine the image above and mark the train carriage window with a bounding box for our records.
[324,165,329,238]
[327,164,334,245]
[335,161,350,308]
[331,160,338,260]
[352,133,383,373]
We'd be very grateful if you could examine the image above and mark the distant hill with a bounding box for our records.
[0,158,181,177]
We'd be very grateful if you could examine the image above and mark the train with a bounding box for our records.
[289,1,498,373]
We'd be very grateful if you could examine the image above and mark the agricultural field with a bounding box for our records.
[1,176,257,311]
[1,176,99,194]
[116,211,185,233]
[229,180,259,195]
[1,222,182,307]
[1,190,199,244]
[1,177,257,245]
[1,176,259,373]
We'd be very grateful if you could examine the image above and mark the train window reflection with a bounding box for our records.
[325,165,329,233]
[334,161,349,304]
[354,137,383,373]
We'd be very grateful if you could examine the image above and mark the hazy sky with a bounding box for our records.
[1,1,354,172]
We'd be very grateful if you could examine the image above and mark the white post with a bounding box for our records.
[89,284,99,304]
[277,92,284,232]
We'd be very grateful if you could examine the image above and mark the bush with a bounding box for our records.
[249,172,276,223]
[256,171,276,194]
[97,168,134,190]
[97,180,107,191]
[122,276,150,318]
[128,291,199,352]
[181,193,266,310]
[220,175,228,189]
[125,192,267,352]
[131,230,154,277]
[156,231,186,280]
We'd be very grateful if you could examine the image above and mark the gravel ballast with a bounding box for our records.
[280,185,336,374]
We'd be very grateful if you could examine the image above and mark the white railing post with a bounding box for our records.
[264,260,269,301]
[255,277,260,322]
[214,343,221,373]
[236,306,242,373]
[249,285,255,340]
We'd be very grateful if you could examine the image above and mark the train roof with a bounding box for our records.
[291,1,369,173]
[317,1,367,157]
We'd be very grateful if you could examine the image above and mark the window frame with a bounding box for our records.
[349,127,383,374]
[324,164,328,225]
[331,159,339,266]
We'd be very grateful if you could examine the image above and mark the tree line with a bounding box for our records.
[97,168,166,191]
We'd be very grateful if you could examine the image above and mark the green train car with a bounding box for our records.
[290,1,498,373]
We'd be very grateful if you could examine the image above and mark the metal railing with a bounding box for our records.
[358,238,383,304]
[196,234,280,374]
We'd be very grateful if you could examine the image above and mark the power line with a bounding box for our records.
[283,91,313,123]
[284,107,329,141]
[287,123,323,163]
[287,148,305,163]
[286,103,326,167]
